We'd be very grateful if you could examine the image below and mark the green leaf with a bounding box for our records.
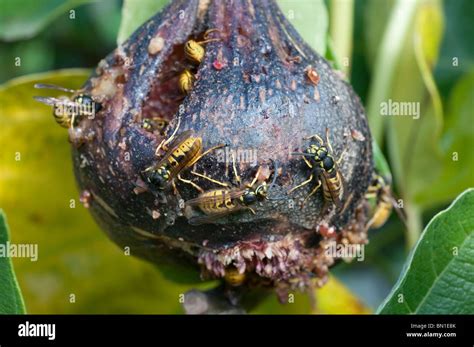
[435,0,474,97]
[363,0,395,68]
[325,37,343,71]
[368,0,473,212]
[372,139,392,181]
[0,210,26,314]
[116,0,169,45]
[367,0,444,246]
[365,0,419,143]
[0,0,96,42]
[378,188,474,314]
[329,0,354,76]
[415,70,474,208]
[277,0,328,56]
[387,0,444,202]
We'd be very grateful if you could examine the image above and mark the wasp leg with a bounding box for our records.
[302,155,313,169]
[246,206,256,215]
[324,127,333,153]
[339,191,353,214]
[69,113,76,129]
[231,152,242,186]
[248,166,262,188]
[303,179,322,204]
[203,28,220,39]
[177,174,204,193]
[188,143,225,167]
[171,180,179,196]
[336,147,348,166]
[365,191,377,199]
[304,134,324,145]
[155,116,181,155]
[200,28,221,43]
[289,174,314,194]
[190,171,230,188]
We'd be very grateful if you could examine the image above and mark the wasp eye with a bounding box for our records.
[322,156,334,171]
[242,192,257,205]
[317,147,328,160]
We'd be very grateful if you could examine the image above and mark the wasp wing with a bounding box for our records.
[145,130,199,177]
[34,83,75,93]
[185,189,246,207]
[188,205,246,225]
[319,169,344,210]
[34,96,80,107]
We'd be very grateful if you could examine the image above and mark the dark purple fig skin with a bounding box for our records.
[72,0,373,286]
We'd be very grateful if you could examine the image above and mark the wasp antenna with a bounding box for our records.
[34,83,75,93]
[266,159,289,201]
[33,96,57,106]
[267,194,288,201]
[268,159,279,188]
[291,152,315,157]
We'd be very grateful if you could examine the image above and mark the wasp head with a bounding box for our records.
[143,168,168,190]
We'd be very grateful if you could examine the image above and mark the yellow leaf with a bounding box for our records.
[252,276,370,314]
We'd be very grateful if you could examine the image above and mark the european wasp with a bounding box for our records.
[290,128,346,210]
[224,266,246,287]
[178,29,220,95]
[366,173,406,229]
[184,29,220,64]
[142,117,169,134]
[178,69,196,95]
[142,118,224,192]
[34,83,102,128]
[185,156,283,225]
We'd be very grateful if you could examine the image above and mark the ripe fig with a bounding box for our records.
[52,0,374,300]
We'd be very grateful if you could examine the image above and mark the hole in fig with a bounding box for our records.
[140,43,187,131]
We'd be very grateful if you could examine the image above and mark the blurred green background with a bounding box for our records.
[0,0,472,314]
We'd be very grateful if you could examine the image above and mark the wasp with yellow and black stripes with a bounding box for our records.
[184,155,284,225]
[365,172,406,229]
[179,29,220,95]
[290,128,346,210]
[142,118,224,192]
[34,83,102,128]
[142,117,169,134]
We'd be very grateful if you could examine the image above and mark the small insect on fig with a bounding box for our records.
[142,118,225,193]
[142,117,169,134]
[365,173,406,229]
[178,69,196,95]
[224,266,246,287]
[34,83,102,128]
[184,29,220,65]
[290,128,346,210]
[185,157,284,225]
[178,29,220,95]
